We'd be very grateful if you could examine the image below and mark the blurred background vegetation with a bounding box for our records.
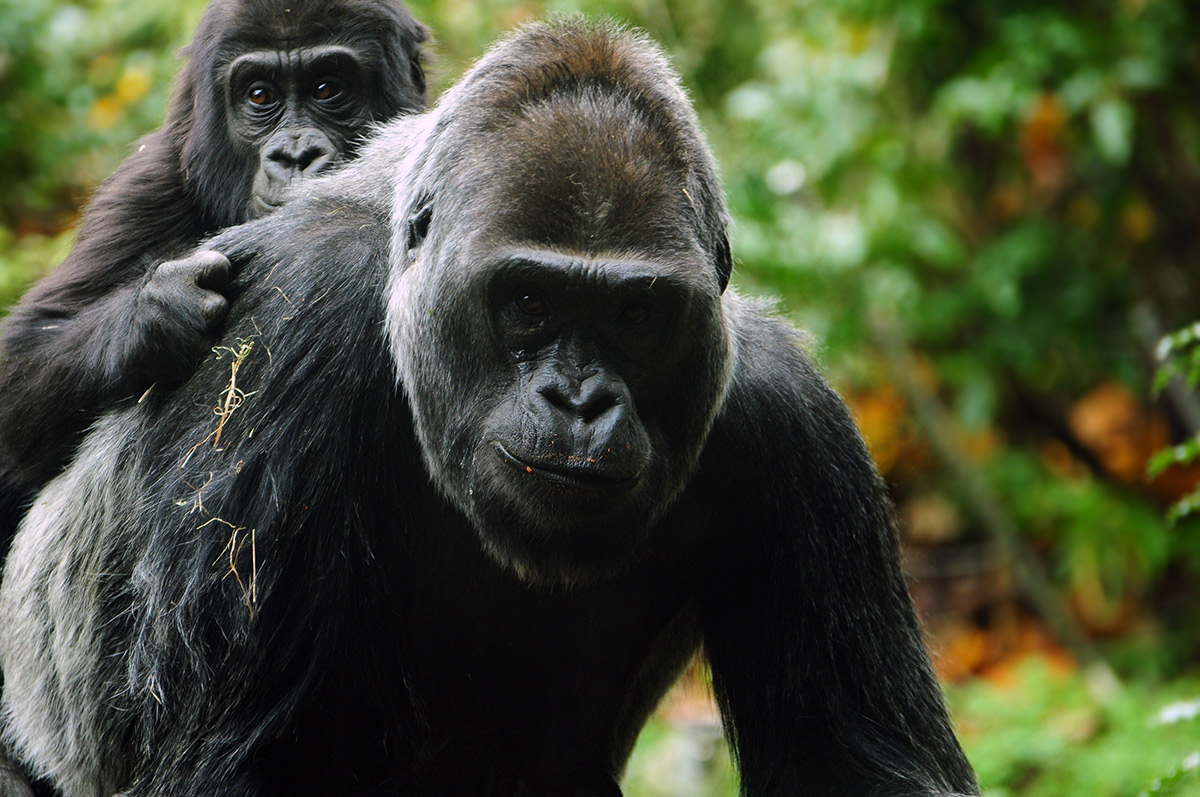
[2,0,1200,793]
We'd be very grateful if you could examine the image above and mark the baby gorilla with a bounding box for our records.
[0,0,426,498]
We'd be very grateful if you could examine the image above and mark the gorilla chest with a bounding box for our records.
[398,535,700,789]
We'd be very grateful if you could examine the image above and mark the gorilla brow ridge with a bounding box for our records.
[198,0,424,83]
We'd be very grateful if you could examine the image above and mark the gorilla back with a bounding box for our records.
[0,20,980,797]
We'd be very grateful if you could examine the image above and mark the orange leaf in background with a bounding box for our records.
[980,618,1076,689]
[87,65,153,132]
[1021,93,1068,196]
[961,428,1000,462]
[1149,458,1200,504]
[1040,439,1088,480]
[1063,381,1200,502]
[902,492,964,545]
[1068,381,1168,485]
[115,66,152,105]
[933,623,990,682]
[846,383,909,475]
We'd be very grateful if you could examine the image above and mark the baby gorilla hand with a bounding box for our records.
[129,250,233,384]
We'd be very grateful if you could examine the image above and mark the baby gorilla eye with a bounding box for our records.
[515,288,548,316]
[247,84,277,107]
[313,80,345,102]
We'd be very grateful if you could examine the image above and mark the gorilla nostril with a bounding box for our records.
[268,147,329,172]
[578,392,619,424]
[537,383,574,413]
[295,146,334,174]
[576,374,623,424]
[264,130,337,179]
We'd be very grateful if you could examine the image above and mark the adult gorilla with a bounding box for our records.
[0,19,979,797]
[0,0,427,534]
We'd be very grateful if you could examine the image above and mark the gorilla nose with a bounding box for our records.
[263,129,337,181]
[538,375,622,426]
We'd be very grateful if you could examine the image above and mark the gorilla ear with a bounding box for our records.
[405,203,433,251]
[715,232,732,294]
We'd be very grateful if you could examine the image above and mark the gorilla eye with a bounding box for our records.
[515,289,548,316]
[620,304,651,325]
[247,85,277,107]
[313,80,345,102]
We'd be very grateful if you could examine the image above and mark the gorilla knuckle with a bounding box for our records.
[153,258,191,279]
[200,293,230,327]
[193,250,233,289]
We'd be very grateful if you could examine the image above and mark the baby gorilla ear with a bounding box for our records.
[405,203,433,251]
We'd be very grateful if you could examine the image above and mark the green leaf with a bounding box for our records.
[1168,489,1200,525]
[1148,438,1200,478]
[1091,98,1133,165]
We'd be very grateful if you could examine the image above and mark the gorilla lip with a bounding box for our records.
[493,442,638,489]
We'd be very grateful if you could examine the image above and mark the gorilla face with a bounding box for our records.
[389,94,733,584]
[465,244,713,577]
[180,0,428,230]
[224,45,378,216]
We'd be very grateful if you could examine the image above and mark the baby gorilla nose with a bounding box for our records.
[262,128,337,183]
[253,128,340,216]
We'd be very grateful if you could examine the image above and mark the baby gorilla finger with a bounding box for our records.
[199,291,231,331]
[189,250,233,291]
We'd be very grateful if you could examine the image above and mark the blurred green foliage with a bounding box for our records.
[1152,323,1200,523]
[949,660,1200,797]
[0,0,205,225]
[622,718,739,797]
[3,0,1200,793]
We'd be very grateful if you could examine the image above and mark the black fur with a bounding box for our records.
[0,20,979,797]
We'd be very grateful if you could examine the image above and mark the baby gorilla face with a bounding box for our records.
[225,45,376,216]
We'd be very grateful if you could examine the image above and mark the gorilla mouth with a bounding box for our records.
[493,443,639,490]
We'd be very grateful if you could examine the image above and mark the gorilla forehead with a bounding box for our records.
[200,0,418,59]
[463,96,702,257]
[398,19,727,261]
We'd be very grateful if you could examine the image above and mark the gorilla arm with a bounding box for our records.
[696,298,980,797]
[0,132,232,488]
